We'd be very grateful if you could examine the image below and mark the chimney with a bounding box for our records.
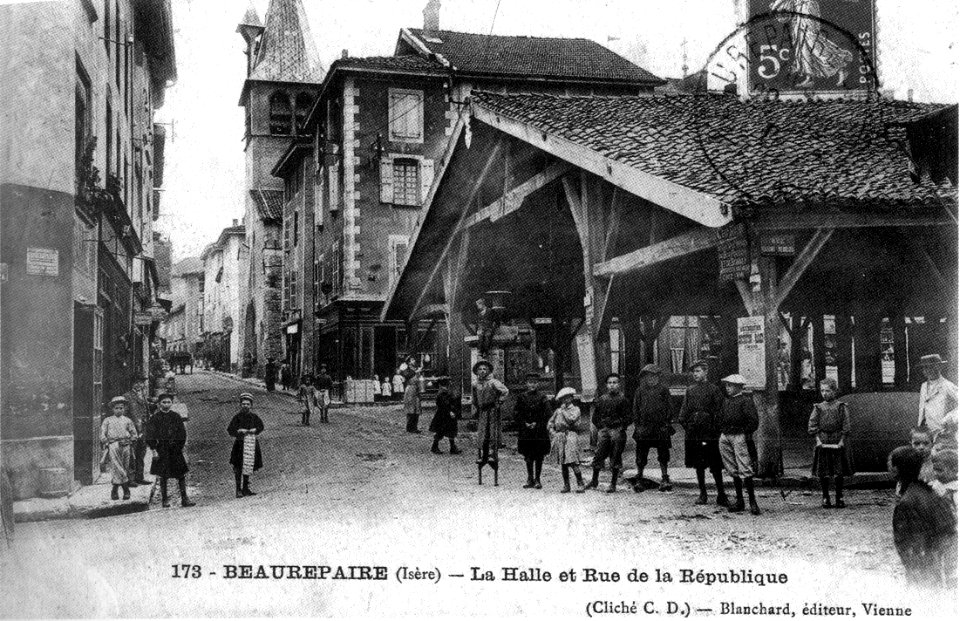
[342,49,349,59]
[232,219,239,227]
[907,88,914,102]
[423,0,441,33]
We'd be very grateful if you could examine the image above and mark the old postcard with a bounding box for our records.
[0,0,957,618]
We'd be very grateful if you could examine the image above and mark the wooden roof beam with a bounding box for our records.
[593,227,719,278]
[459,161,571,231]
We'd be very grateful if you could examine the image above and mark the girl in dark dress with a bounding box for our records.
[515,373,551,489]
[228,393,265,498]
[146,392,194,508]
[808,377,854,508]
[429,377,461,454]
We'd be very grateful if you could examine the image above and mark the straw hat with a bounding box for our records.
[639,364,662,375]
[109,396,128,406]
[556,387,577,401]
[920,354,947,366]
[721,374,748,385]
[239,392,254,402]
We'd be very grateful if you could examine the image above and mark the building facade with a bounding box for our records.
[160,256,204,354]
[272,6,663,387]
[200,224,248,372]
[0,0,175,497]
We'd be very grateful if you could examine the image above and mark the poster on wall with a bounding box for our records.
[747,0,877,96]
[738,316,766,389]
[575,328,598,400]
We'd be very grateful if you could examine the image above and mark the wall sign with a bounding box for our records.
[717,223,751,282]
[737,316,767,389]
[26,247,59,276]
[760,233,796,256]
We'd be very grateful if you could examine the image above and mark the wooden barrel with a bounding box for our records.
[38,467,70,499]
[840,392,920,473]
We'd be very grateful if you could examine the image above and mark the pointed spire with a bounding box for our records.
[248,0,324,83]
[238,0,263,29]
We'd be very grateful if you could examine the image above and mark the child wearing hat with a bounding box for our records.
[100,396,139,500]
[918,354,957,441]
[472,359,509,484]
[228,393,265,498]
[808,377,854,508]
[718,375,761,515]
[587,373,632,493]
[514,372,551,489]
[548,387,586,493]
[297,373,315,426]
[429,377,462,455]
[632,364,675,492]
[146,392,194,508]
[679,361,728,506]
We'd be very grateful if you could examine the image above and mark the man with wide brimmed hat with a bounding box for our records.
[472,359,509,485]
[632,364,675,492]
[718,374,761,515]
[146,391,195,508]
[917,354,957,438]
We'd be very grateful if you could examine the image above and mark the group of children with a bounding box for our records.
[295,364,334,426]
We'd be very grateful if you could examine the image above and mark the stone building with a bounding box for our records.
[161,256,204,354]
[236,0,323,379]
[200,224,248,372]
[0,0,175,497]
[272,3,663,387]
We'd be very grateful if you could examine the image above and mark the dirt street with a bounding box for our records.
[0,372,952,618]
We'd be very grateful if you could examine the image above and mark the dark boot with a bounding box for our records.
[745,477,761,515]
[111,485,119,501]
[449,439,461,455]
[180,478,196,507]
[492,461,499,487]
[834,476,845,508]
[695,469,708,505]
[659,464,673,491]
[633,468,645,493]
[523,460,535,488]
[560,466,571,493]
[241,475,255,497]
[160,478,170,507]
[729,477,745,513]
[713,469,729,506]
[534,459,543,489]
[820,477,833,508]
[606,469,619,493]
[573,466,585,493]
[235,472,243,498]
[585,468,600,490]
[122,484,130,500]
[431,436,443,455]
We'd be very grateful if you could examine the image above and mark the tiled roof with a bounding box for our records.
[471,91,953,208]
[172,257,203,277]
[249,0,323,83]
[404,28,662,84]
[335,55,446,73]
[250,189,284,221]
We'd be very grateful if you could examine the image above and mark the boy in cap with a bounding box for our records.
[719,375,761,515]
[587,373,632,493]
[472,359,509,485]
[100,396,139,500]
[146,392,195,508]
[632,364,675,492]
[514,372,551,489]
[679,361,728,506]
[228,393,265,498]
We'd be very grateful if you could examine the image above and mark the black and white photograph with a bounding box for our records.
[0,0,957,617]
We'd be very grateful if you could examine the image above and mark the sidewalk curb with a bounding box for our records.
[14,481,154,523]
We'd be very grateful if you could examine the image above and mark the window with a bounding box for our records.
[114,1,120,88]
[388,235,409,288]
[331,240,341,296]
[388,88,424,143]
[290,271,298,308]
[269,91,292,135]
[103,0,110,54]
[75,61,92,195]
[392,158,420,206]
[105,100,113,176]
[293,210,299,247]
[294,92,311,135]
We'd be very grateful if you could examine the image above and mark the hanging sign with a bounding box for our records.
[717,223,750,282]
[134,312,153,326]
[760,233,796,256]
[737,316,766,389]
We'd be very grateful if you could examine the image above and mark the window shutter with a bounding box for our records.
[420,158,434,206]
[380,157,393,204]
[328,161,340,212]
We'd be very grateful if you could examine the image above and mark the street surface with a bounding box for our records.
[0,372,952,617]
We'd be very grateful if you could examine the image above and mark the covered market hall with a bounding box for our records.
[382,91,958,478]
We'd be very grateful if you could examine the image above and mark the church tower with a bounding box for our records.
[237,0,323,376]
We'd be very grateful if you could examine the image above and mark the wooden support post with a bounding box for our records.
[813,313,826,385]
[835,313,853,394]
[443,230,471,399]
[755,256,784,480]
[892,312,908,389]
